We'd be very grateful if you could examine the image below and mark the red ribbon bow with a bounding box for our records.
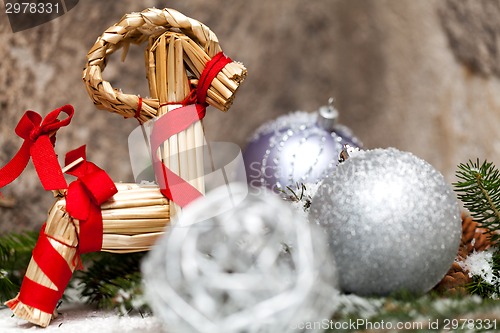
[0,105,74,190]
[64,145,117,253]
[151,52,232,207]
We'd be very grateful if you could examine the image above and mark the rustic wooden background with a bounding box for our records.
[1,0,500,232]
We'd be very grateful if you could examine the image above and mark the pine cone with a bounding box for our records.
[434,262,471,295]
[460,213,490,255]
[434,212,492,295]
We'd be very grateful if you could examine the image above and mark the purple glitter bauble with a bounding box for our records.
[243,108,361,192]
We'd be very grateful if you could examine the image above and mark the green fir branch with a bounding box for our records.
[454,159,500,243]
[467,275,499,299]
[0,231,38,302]
[454,159,500,298]
[74,252,149,314]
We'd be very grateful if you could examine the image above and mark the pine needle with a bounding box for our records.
[454,159,500,243]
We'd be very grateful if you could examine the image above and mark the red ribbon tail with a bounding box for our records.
[78,207,103,254]
[154,161,203,207]
[30,136,67,190]
[0,141,31,188]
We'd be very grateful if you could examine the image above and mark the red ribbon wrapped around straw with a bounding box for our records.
[2,106,117,324]
[151,52,232,207]
[11,223,74,314]
[6,145,117,320]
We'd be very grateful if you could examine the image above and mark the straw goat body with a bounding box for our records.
[8,7,246,328]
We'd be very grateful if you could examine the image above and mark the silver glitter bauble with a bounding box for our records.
[243,102,361,192]
[309,148,461,296]
[142,184,339,333]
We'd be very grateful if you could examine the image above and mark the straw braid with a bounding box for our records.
[82,8,246,123]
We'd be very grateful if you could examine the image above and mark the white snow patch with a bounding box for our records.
[0,303,165,333]
[459,249,496,285]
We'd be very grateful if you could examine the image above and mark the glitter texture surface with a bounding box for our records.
[142,184,339,333]
[243,111,361,192]
[309,148,462,296]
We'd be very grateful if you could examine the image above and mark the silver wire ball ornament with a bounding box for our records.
[309,148,462,296]
[243,99,362,192]
[142,184,339,333]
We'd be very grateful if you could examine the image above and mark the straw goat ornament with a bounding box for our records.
[1,8,246,327]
